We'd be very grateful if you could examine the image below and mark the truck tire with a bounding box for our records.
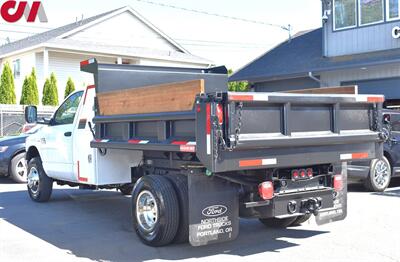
[132,175,179,246]
[364,156,391,192]
[27,157,53,202]
[165,174,189,243]
[259,216,298,228]
[119,184,134,195]
[10,152,27,183]
[291,214,312,226]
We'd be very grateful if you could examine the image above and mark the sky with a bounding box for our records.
[0,0,322,70]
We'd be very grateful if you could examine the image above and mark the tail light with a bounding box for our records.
[333,175,343,191]
[258,181,274,200]
[307,168,313,178]
[291,170,299,180]
[300,169,306,178]
[216,104,224,125]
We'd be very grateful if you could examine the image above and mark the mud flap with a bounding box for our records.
[188,171,239,246]
[316,162,348,225]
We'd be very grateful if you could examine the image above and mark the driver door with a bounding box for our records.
[41,91,83,181]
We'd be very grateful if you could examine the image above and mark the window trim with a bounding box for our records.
[386,0,400,21]
[333,0,358,31]
[358,0,385,26]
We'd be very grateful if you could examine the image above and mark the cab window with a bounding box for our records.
[53,91,84,126]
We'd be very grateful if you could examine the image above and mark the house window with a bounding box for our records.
[387,0,400,20]
[333,0,357,30]
[359,0,384,25]
[13,59,20,79]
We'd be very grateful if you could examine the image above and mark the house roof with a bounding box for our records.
[230,28,400,82]
[0,6,212,65]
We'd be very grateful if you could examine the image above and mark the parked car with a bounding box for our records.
[0,124,42,183]
[348,109,400,192]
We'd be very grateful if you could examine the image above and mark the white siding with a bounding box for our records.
[66,11,179,52]
[0,52,36,103]
[320,63,400,86]
[47,52,117,103]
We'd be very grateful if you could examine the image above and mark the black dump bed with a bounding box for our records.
[81,59,384,173]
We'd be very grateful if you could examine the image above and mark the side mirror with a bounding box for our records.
[25,106,38,124]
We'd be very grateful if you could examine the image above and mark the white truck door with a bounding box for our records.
[42,91,84,181]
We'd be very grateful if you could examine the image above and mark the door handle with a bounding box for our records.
[64,132,72,137]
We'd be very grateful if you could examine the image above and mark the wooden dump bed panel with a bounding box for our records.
[97,79,205,116]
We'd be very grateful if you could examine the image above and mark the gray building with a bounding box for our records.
[231,0,400,104]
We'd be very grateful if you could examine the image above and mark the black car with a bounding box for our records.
[348,109,400,191]
[0,125,41,183]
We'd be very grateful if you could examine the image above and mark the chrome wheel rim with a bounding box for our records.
[136,190,158,232]
[374,160,390,188]
[27,167,40,195]
[15,158,27,180]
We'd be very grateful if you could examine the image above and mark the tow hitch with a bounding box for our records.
[301,197,322,215]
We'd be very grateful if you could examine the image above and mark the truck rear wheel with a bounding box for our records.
[27,157,53,202]
[132,175,179,246]
[259,216,298,228]
[166,174,189,243]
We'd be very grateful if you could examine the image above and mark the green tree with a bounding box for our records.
[0,62,16,104]
[20,68,39,105]
[42,73,59,106]
[20,76,31,105]
[228,69,249,92]
[64,77,75,98]
[29,68,39,105]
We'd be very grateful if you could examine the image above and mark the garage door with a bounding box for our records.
[342,77,400,100]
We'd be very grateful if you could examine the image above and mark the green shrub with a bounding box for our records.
[20,68,39,105]
[227,69,249,92]
[0,62,16,104]
[29,68,39,105]
[42,73,59,106]
[64,77,75,98]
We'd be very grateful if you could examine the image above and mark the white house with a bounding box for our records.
[0,6,213,104]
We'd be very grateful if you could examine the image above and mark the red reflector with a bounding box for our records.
[352,152,369,159]
[80,60,89,66]
[196,105,201,113]
[206,104,211,135]
[258,181,274,200]
[307,168,313,178]
[333,175,343,191]
[367,96,384,103]
[239,159,263,167]
[216,104,224,125]
[229,95,254,101]
[292,170,299,180]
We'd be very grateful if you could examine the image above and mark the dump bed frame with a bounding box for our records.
[81,59,384,173]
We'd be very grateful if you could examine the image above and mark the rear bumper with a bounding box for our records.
[240,188,334,218]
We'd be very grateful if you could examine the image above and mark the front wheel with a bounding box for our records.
[364,156,391,192]
[27,157,53,202]
[132,175,179,246]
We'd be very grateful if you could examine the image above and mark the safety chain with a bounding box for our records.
[213,102,244,159]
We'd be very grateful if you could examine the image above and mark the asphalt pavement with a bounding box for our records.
[0,178,399,262]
